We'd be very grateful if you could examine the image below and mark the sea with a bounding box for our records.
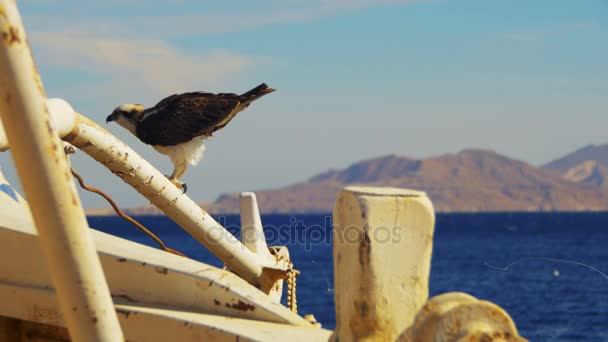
[88,212,608,341]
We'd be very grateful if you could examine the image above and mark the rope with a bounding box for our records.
[70,168,186,258]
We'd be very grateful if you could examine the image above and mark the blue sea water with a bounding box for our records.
[88,212,608,341]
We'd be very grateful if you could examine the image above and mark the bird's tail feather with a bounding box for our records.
[239,83,276,104]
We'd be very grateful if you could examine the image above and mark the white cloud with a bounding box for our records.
[22,0,420,102]
[31,32,250,101]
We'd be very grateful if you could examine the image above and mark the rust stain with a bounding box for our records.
[117,309,133,319]
[6,26,20,44]
[117,258,127,262]
[45,119,54,137]
[112,294,138,303]
[225,300,255,312]
[154,266,168,275]
[91,315,98,324]
[479,333,492,342]
[358,228,371,269]
[356,300,369,317]
[214,299,221,306]
[350,299,382,339]
[31,57,46,96]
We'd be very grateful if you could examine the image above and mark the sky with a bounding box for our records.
[0,0,606,208]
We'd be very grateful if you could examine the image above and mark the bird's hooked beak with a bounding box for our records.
[106,113,116,123]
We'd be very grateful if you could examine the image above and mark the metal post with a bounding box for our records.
[240,192,274,263]
[332,186,435,341]
[240,192,289,301]
[0,2,123,341]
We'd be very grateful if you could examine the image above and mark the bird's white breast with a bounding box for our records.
[153,136,206,166]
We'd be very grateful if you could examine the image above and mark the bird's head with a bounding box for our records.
[106,104,145,134]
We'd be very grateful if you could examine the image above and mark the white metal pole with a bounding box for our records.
[0,2,123,341]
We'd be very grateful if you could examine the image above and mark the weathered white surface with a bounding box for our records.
[332,186,435,341]
[400,292,526,341]
[0,98,75,151]
[0,282,332,342]
[0,1,124,340]
[46,98,76,137]
[0,204,312,326]
[240,192,274,263]
[240,192,290,302]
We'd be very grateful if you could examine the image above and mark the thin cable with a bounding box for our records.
[71,168,186,258]
[484,257,608,281]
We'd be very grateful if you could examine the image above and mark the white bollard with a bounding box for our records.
[332,186,435,341]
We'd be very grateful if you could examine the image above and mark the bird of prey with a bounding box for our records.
[106,83,276,192]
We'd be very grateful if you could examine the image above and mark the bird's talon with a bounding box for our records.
[167,178,187,193]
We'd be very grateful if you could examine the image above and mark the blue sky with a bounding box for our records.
[1,0,606,208]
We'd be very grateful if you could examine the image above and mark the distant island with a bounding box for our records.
[87,145,608,215]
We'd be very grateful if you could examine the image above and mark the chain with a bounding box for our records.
[286,261,300,313]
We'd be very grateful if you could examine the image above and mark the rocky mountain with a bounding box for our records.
[543,144,608,190]
[89,149,608,215]
[544,144,608,173]
[562,160,608,189]
[206,149,608,213]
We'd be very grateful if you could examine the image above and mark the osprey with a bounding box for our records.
[106,83,276,192]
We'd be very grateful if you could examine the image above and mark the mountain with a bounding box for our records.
[88,149,608,216]
[206,149,608,213]
[543,144,608,189]
[561,160,608,189]
[544,144,608,173]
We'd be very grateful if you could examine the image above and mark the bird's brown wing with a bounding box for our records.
[135,92,240,146]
